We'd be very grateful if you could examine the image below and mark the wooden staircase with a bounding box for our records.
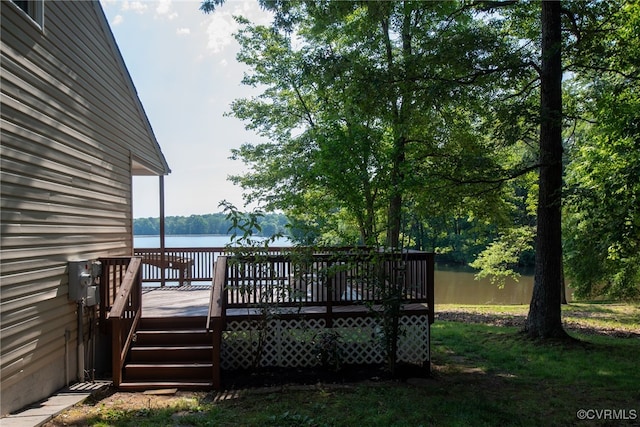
[118,317,217,390]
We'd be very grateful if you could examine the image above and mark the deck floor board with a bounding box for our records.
[141,286,430,318]
[142,286,211,317]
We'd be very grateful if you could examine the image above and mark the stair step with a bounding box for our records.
[135,330,212,346]
[124,363,213,381]
[117,316,219,389]
[129,345,213,363]
[140,316,208,330]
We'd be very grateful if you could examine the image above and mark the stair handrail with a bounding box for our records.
[106,256,143,387]
[207,256,227,389]
[206,256,227,330]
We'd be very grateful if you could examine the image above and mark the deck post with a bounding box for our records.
[159,175,166,287]
[211,318,222,389]
[427,252,435,324]
[326,261,333,328]
[111,318,122,387]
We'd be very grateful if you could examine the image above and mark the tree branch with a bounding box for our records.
[502,77,540,101]
[565,63,640,80]
[433,162,541,186]
[564,114,597,125]
[560,6,581,44]
[289,78,316,128]
[472,1,518,12]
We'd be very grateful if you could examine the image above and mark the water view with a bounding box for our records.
[134,234,539,305]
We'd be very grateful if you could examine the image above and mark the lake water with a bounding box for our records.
[134,234,538,305]
[434,265,535,305]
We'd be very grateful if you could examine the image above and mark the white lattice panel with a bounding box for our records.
[221,318,326,370]
[332,317,385,365]
[221,314,429,370]
[397,315,429,365]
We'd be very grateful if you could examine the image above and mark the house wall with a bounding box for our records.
[1,1,168,415]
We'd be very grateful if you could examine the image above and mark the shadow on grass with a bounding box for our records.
[48,307,639,426]
[436,305,640,338]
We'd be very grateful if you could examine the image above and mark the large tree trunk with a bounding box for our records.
[526,1,568,339]
[383,7,413,250]
[386,149,404,249]
[561,267,568,305]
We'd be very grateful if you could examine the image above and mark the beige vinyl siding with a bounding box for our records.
[1,12,163,173]
[1,0,169,414]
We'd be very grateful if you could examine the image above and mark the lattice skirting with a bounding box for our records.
[220,314,429,370]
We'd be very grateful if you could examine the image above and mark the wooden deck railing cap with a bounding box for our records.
[107,257,142,319]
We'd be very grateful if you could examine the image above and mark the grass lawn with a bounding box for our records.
[48,303,639,427]
[436,302,640,337]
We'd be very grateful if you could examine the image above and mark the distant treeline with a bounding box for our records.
[133,213,290,236]
[134,212,535,268]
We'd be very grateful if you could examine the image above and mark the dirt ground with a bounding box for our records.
[43,309,638,426]
[44,357,421,426]
[43,388,211,427]
[43,362,411,427]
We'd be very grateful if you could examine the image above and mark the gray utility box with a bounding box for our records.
[68,260,101,306]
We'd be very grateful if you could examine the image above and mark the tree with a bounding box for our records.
[133,217,159,235]
[562,1,640,300]
[202,0,637,310]
[226,14,387,245]
[209,1,526,250]
[525,1,568,339]
[473,0,638,312]
[470,226,535,288]
[186,215,208,234]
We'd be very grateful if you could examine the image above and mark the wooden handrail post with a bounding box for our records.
[211,318,222,389]
[111,318,122,387]
[104,257,142,388]
[159,175,166,287]
[427,252,435,324]
[137,264,143,317]
[326,261,333,328]
[207,256,227,389]
[207,257,226,329]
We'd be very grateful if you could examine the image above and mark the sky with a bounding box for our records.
[99,0,273,218]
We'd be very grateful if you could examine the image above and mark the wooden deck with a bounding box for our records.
[102,250,434,389]
[141,286,431,318]
[142,286,210,317]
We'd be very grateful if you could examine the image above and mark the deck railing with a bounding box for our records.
[133,246,434,321]
[99,257,143,387]
[225,251,432,305]
[207,250,434,374]
[133,247,292,286]
[211,249,435,326]
[129,247,433,381]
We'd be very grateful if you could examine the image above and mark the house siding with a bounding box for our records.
[1,0,169,414]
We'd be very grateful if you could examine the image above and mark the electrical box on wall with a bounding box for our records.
[68,260,101,306]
